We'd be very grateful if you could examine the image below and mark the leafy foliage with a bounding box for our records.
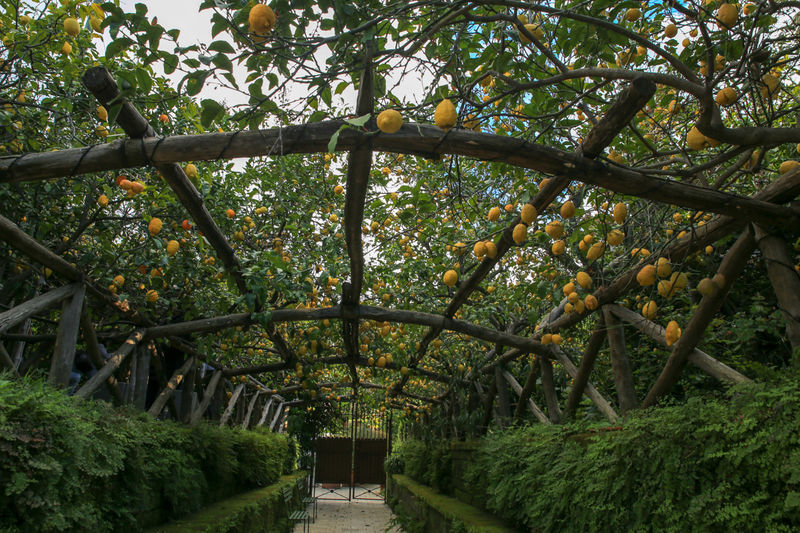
[459,376,800,531]
[0,376,294,532]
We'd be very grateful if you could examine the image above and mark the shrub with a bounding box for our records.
[0,376,294,532]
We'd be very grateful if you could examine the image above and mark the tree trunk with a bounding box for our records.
[603,307,638,413]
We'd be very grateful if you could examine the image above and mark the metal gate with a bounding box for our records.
[313,400,391,501]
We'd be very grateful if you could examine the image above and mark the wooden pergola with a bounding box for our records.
[2,52,799,430]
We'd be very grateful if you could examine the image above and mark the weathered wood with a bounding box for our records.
[241,389,262,429]
[603,308,638,413]
[0,215,149,325]
[538,357,563,422]
[10,318,32,369]
[269,401,285,430]
[754,225,800,357]
[179,357,197,423]
[643,228,757,407]
[48,285,86,388]
[501,368,550,424]
[147,356,196,417]
[4,121,799,229]
[79,304,124,404]
[479,379,497,431]
[605,304,750,384]
[256,397,275,427]
[190,369,223,425]
[0,342,18,376]
[513,360,540,422]
[219,383,245,427]
[132,344,151,410]
[75,331,144,399]
[551,346,619,423]
[125,341,138,404]
[0,283,81,334]
[494,367,512,426]
[564,318,606,419]
[82,67,247,296]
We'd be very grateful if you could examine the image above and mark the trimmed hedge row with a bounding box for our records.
[145,471,308,533]
[0,377,296,532]
[386,474,517,533]
[389,378,800,532]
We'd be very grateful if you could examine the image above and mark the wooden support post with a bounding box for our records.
[242,390,262,429]
[219,383,245,426]
[551,346,619,423]
[79,304,123,404]
[147,356,196,417]
[754,225,800,358]
[479,379,497,431]
[0,283,81,335]
[565,319,607,418]
[11,318,32,369]
[643,227,757,407]
[606,304,750,384]
[538,357,563,423]
[75,331,144,399]
[501,368,549,424]
[190,369,223,425]
[132,344,151,410]
[513,361,540,422]
[257,397,275,427]
[269,401,285,430]
[0,342,19,376]
[179,357,197,423]
[49,284,86,388]
[603,307,638,413]
[494,367,512,426]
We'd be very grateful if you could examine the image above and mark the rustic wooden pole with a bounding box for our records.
[219,383,245,426]
[256,396,275,427]
[603,307,638,413]
[494,367,512,426]
[0,283,81,335]
[241,389,262,429]
[513,360,540,422]
[501,368,550,424]
[147,356,196,417]
[179,357,197,423]
[538,357,563,422]
[48,284,86,388]
[10,318,32,369]
[190,369,223,425]
[564,318,607,418]
[75,331,144,399]
[79,304,124,404]
[754,225,800,358]
[0,342,18,376]
[605,304,749,384]
[551,346,619,423]
[479,379,497,432]
[125,342,138,404]
[132,344,151,410]
[643,227,757,407]
[269,401,285,430]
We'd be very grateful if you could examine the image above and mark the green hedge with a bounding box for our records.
[145,471,307,533]
[463,378,800,532]
[0,377,296,532]
[388,439,452,494]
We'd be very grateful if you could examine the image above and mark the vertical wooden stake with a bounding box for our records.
[539,357,563,422]
[603,307,638,413]
[49,284,86,388]
[132,344,151,410]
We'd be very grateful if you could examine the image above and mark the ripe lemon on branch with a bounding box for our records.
[434,99,457,131]
[249,4,276,40]
[377,109,403,133]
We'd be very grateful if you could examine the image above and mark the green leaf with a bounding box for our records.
[344,114,370,127]
[208,40,235,53]
[200,99,224,127]
[105,37,134,59]
[135,68,152,95]
[328,126,344,154]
